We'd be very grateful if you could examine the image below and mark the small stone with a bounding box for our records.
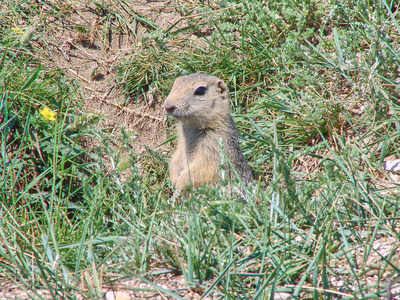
[105,291,130,300]
[384,159,400,182]
[273,292,291,299]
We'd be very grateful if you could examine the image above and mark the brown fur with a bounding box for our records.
[164,73,253,190]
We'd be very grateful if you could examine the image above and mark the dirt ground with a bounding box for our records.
[34,0,179,155]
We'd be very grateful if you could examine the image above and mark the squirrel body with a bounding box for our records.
[164,73,252,190]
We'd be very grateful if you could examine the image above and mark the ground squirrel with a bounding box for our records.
[164,73,253,190]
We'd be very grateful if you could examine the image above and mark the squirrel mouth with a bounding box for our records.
[168,111,186,119]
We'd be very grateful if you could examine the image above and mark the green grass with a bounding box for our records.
[1,0,400,299]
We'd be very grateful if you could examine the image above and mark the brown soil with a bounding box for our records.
[32,0,180,155]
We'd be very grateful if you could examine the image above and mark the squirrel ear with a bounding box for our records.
[217,81,227,94]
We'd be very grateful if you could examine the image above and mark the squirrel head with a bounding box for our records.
[164,73,231,128]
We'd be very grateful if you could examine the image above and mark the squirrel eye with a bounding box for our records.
[194,86,207,96]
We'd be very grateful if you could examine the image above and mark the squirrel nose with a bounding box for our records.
[164,101,176,113]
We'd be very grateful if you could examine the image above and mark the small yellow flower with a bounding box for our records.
[11,26,24,34]
[39,107,56,121]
